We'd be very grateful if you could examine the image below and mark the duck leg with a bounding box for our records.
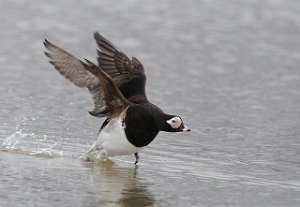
[134,152,139,165]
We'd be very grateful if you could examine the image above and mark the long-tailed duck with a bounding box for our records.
[44,32,190,164]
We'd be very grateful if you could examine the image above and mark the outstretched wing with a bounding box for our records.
[44,39,108,117]
[94,32,148,103]
[83,59,132,118]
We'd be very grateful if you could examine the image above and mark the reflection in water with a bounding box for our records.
[83,161,154,207]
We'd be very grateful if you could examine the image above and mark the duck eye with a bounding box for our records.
[171,119,176,123]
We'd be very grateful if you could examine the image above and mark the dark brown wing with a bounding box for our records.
[44,39,107,117]
[94,32,148,103]
[83,59,132,118]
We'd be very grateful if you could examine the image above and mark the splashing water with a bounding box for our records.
[1,129,66,158]
[1,129,114,162]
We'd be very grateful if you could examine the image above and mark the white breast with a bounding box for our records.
[92,118,143,156]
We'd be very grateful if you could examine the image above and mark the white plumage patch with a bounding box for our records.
[166,116,182,129]
[87,118,143,157]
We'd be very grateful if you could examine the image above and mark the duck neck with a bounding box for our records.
[156,113,174,132]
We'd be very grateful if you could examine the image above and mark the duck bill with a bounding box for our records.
[181,125,191,132]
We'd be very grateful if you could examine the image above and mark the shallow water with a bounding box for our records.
[1,0,300,206]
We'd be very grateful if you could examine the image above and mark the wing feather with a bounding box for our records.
[44,39,106,117]
[83,59,132,118]
[94,32,148,102]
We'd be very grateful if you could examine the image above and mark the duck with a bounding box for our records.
[44,32,190,164]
